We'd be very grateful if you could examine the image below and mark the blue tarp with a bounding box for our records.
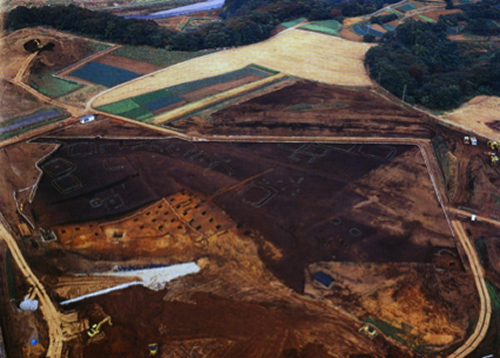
[314,271,335,287]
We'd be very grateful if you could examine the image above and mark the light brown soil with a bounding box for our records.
[91,29,375,108]
[1,27,107,81]
[69,229,412,358]
[306,261,477,349]
[445,95,500,140]
[340,28,364,42]
[0,79,47,121]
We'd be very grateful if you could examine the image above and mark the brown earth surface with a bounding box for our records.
[169,80,437,138]
[12,135,476,357]
[306,261,478,350]
[0,78,47,121]
[445,95,500,140]
[1,27,107,81]
[41,116,166,138]
[66,228,413,358]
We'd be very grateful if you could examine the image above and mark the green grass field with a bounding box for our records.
[29,72,82,98]
[280,18,307,28]
[301,20,343,36]
[111,46,218,68]
[417,14,436,22]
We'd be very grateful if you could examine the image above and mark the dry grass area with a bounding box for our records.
[445,95,500,139]
[91,29,374,108]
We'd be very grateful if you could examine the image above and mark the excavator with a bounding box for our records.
[487,140,499,151]
[87,316,112,338]
[491,153,499,167]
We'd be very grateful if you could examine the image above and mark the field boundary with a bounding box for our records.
[152,73,287,125]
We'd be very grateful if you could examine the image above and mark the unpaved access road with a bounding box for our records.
[0,214,64,358]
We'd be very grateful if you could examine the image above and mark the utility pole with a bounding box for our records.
[402,84,407,102]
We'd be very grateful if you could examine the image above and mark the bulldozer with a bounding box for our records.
[87,316,112,338]
[487,140,499,151]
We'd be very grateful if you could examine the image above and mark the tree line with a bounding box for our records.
[6,0,401,51]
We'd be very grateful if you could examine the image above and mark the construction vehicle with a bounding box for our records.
[358,324,378,340]
[87,316,112,338]
[148,343,159,356]
[487,140,499,151]
[491,153,499,167]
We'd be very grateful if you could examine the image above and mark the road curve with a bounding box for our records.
[448,220,492,358]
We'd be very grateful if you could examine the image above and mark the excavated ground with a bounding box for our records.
[5,134,474,357]
[168,81,437,138]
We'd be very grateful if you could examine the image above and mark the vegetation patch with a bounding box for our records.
[280,18,307,28]
[431,136,459,199]
[29,72,82,98]
[301,20,343,35]
[69,61,141,87]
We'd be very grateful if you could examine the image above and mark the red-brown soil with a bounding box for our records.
[94,53,161,75]
[168,81,437,138]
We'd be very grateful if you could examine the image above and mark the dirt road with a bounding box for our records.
[448,220,492,358]
[0,214,64,357]
[11,51,84,118]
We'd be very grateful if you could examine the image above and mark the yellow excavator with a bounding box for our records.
[87,316,112,338]
[487,140,499,151]
[491,153,499,167]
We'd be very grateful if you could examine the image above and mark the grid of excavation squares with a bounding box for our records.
[53,191,236,246]
[54,199,187,246]
[166,190,236,237]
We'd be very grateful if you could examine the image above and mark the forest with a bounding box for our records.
[6,0,401,50]
[366,20,500,110]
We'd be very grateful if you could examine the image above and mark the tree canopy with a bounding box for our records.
[366,20,500,110]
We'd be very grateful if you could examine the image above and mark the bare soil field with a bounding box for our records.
[91,29,374,108]
[445,95,500,140]
[306,261,477,349]
[1,28,107,82]
[0,79,47,121]
[170,80,436,138]
[0,113,492,357]
[8,134,473,357]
